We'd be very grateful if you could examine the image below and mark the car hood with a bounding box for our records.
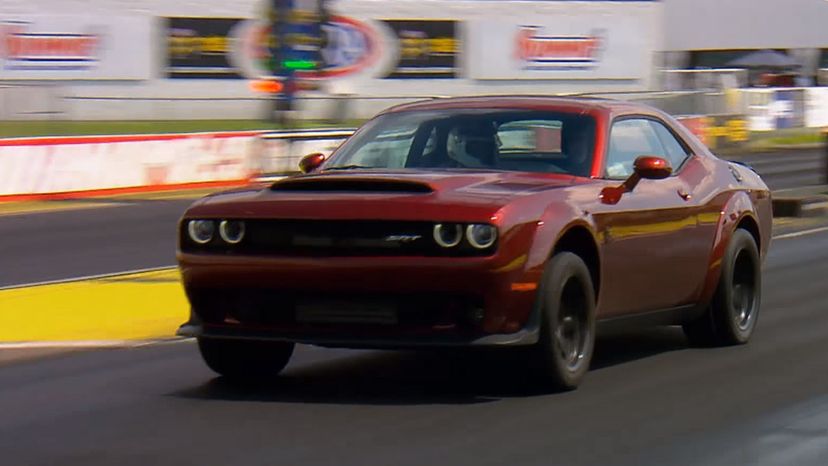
[185,170,581,222]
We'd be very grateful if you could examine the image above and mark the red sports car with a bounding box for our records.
[177,96,771,390]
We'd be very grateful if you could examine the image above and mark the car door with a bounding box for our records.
[592,117,715,318]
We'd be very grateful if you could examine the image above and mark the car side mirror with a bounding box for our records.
[600,156,672,205]
[634,156,672,180]
[298,152,327,173]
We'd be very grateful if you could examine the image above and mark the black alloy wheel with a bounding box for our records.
[683,228,761,346]
[529,252,596,391]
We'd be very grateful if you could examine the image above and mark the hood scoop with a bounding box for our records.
[271,178,434,194]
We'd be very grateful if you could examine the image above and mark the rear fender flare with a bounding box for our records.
[698,190,759,306]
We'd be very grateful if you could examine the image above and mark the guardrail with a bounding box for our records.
[729,149,827,191]
[257,128,355,175]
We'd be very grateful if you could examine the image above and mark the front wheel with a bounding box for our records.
[683,228,761,346]
[197,338,294,380]
[527,252,596,391]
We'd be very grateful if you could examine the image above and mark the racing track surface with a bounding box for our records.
[2,199,828,465]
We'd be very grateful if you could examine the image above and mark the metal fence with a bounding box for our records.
[0,85,732,122]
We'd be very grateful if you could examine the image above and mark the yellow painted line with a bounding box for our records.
[0,268,189,342]
[0,200,120,216]
[103,188,219,201]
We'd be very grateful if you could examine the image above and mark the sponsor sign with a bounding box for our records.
[703,115,749,150]
[380,20,457,79]
[773,89,805,130]
[466,11,656,80]
[315,16,379,78]
[0,15,151,80]
[211,15,378,80]
[166,18,243,79]
[676,116,709,147]
[514,27,604,71]
[0,133,261,196]
[744,89,777,132]
[805,87,828,128]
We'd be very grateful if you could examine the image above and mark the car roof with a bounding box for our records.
[380,95,652,116]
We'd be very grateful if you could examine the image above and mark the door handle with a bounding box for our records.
[678,190,692,201]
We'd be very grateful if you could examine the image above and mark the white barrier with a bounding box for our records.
[0,132,262,198]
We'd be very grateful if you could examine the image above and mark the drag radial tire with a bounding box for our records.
[197,338,295,379]
[683,228,762,347]
[528,252,596,391]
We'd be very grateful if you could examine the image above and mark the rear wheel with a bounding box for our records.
[527,252,596,391]
[683,228,761,346]
[197,338,294,379]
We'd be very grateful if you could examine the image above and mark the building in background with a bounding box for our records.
[662,0,828,89]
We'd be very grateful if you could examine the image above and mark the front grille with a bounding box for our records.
[181,219,494,257]
[190,289,484,332]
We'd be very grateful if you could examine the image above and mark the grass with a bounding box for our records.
[0,119,362,138]
[746,128,825,151]
[1,119,824,154]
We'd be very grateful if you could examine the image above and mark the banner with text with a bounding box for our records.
[466,11,656,80]
[166,18,244,79]
[380,20,457,79]
[0,15,152,80]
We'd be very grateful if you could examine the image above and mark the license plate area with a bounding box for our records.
[295,298,399,325]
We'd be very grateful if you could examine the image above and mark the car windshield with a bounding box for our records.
[326,109,597,177]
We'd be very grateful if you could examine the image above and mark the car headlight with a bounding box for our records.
[466,224,497,249]
[433,223,463,248]
[188,220,215,244]
[219,220,246,244]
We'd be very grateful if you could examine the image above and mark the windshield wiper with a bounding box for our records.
[323,165,375,171]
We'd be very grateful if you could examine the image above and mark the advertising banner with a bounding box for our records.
[773,89,806,129]
[0,133,261,197]
[166,18,244,79]
[744,89,776,132]
[466,11,655,80]
[676,116,709,147]
[0,15,152,80]
[166,15,457,82]
[703,115,750,150]
[170,16,380,80]
[380,20,457,79]
[805,87,828,128]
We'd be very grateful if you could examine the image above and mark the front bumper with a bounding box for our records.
[177,251,543,347]
[176,319,539,348]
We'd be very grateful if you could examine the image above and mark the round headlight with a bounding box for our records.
[219,220,245,244]
[433,223,462,248]
[466,224,497,249]
[188,220,215,244]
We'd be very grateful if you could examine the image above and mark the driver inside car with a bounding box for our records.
[442,122,498,168]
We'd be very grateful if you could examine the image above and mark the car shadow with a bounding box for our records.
[171,327,690,405]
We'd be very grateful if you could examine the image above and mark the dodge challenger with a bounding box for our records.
[177,96,771,390]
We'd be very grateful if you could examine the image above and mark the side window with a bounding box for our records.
[649,120,690,169]
[346,129,416,168]
[497,120,562,153]
[606,119,664,179]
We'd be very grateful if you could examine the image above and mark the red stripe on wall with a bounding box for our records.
[0,131,263,147]
[0,179,252,202]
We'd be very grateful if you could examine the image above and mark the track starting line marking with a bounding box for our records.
[0,268,188,344]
